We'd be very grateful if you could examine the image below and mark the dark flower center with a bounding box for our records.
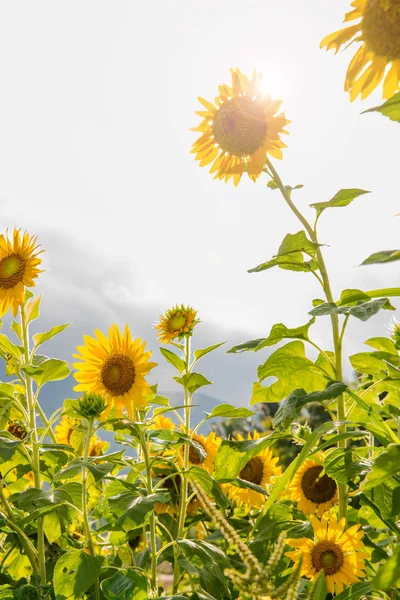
[212,97,267,157]
[301,465,337,504]
[362,0,400,59]
[101,353,136,396]
[7,422,26,440]
[0,254,25,289]
[311,541,344,575]
[239,456,264,485]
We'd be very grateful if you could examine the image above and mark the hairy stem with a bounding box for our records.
[20,303,47,582]
[82,419,100,600]
[265,157,347,521]
[173,336,191,593]
[140,427,158,592]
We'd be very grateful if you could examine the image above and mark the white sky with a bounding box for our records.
[0,0,399,405]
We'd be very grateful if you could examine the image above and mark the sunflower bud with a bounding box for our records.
[77,393,107,419]
[389,318,400,350]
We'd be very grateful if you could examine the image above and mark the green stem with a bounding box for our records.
[20,304,47,582]
[265,157,347,521]
[139,427,158,592]
[173,336,191,594]
[82,419,100,600]
[0,486,40,574]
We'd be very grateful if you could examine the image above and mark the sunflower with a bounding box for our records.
[73,324,157,418]
[191,68,289,186]
[288,456,338,516]
[150,414,175,430]
[320,0,400,101]
[182,430,221,474]
[155,304,199,344]
[7,421,27,440]
[286,514,368,595]
[55,415,107,457]
[0,229,43,317]
[225,431,281,510]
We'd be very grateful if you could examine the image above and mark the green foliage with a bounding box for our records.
[310,188,370,218]
[53,549,102,598]
[363,92,400,122]
[101,570,148,600]
[228,319,315,353]
[361,249,400,265]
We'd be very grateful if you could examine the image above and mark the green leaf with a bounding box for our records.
[228,319,315,353]
[363,444,400,490]
[0,433,24,463]
[187,467,229,508]
[205,403,255,419]
[43,510,63,543]
[273,381,347,429]
[337,288,372,305]
[159,347,186,373]
[28,358,70,387]
[53,549,102,598]
[336,287,400,304]
[10,321,22,341]
[252,341,329,405]
[361,249,400,265]
[371,543,400,591]
[310,189,370,217]
[309,571,327,600]
[175,372,212,394]
[363,92,400,122]
[0,334,23,360]
[101,569,148,600]
[109,492,171,531]
[310,298,394,322]
[346,389,399,446]
[214,432,287,481]
[334,582,372,600]
[177,539,230,598]
[365,337,398,354]
[349,352,388,376]
[32,324,69,349]
[193,342,225,361]
[277,230,320,257]
[248,252,314,274]
[24,295,41,323]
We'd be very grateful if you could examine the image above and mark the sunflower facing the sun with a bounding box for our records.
[321,0,400,101]
[286,514,368,595]
[0,229,43,317]
[191,68,289,186]
[225,431,281,510]
[73,324,157,419]
[288,456,338,516]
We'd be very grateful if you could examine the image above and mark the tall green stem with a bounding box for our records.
[173,336,191,593]
[140,427,158,593]
[82,419,100,600]
[20,304,47,582]
[265,158,347,521]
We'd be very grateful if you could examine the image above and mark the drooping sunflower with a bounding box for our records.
[320,0,400,101]
[191,68,289,186]
[155,304,199,344]
[286,514,368,595]
[7,421,27,440]
[225,431,281,510]
[73,324,157,418]
[182,430,221,474]
[0,229,43,317]
[288,456,338,516]
[150,414,175,430]
[55,415,79,446]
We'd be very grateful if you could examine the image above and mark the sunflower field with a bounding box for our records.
[1,2,400,600]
